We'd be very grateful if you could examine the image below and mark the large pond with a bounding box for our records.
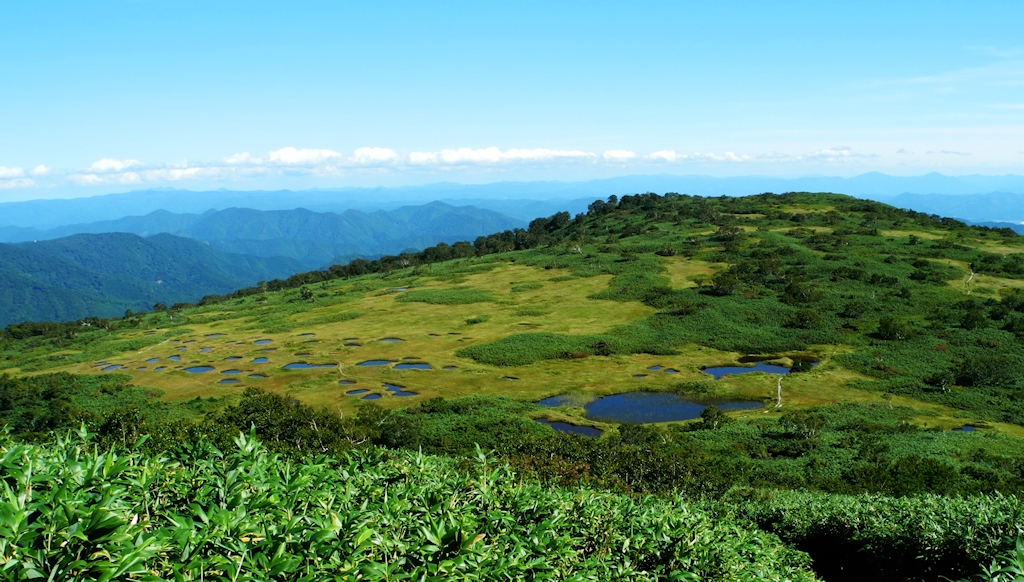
[536,391,763,424]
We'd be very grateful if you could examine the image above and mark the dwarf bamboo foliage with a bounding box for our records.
[0,429,817,581]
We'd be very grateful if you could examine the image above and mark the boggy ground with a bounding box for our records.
[34,256,1009,435]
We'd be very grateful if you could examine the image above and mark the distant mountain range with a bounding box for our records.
[0,202,526,269]
[0,233,305,326]
[3,173,1024,230]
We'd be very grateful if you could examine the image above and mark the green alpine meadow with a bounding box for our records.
[5,191,1024,581]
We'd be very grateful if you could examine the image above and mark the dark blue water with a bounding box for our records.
[219,379,239,384]
[383,383,418,396]
[253,357,268,363]
[633,374,647,379]
[363,394,381,400]
[537,391,764,424]
[102,365,124,371]
[154,367,166,371]
[346,389,369,395]
[395,363,431,370]
[664,368,679,373]
[647,365,662,371]
[503,376,519,380]
[146,358,158,363]
[338,380,356,385]
[702,362,791,379]
[282,362,336,369]
[379,338,404,342]
[169,355,180,361]
[298,333,315,337]
[185,366,215,373]
[225,356,241,361]
[952,425,977,432]
[535,419,603,437]
[222,369,243,374]
[254,339,272,345]
[358,360,396,366]
[248,374,265,378]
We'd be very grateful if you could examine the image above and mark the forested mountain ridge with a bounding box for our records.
[0,202,525,269]
[1,232,304,326]
[4,191,1024,581]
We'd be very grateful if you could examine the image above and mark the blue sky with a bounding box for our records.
[2,1,1022,200]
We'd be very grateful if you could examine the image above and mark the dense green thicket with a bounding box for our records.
[0,430,818,581]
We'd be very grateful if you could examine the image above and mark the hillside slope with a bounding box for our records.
[1,233,304,325]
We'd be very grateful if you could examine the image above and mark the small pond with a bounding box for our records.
[346,389,369,395]
[395,363,431,370]
[146,358,158,363]
[168,355,180,361]
[219,379,239,384]
[294,353,312,357]
[536,391,764,424]
[503,376,519,381]
[384,383,418,397]
[535,419,603,438]
[201,347,212,353]
[253,339,272,345]
[102,365,124,371]
[298,333,315,337]
[702,361,791,379]
[225,356,241,361]
[184,366,215,373]
[338,380,356,385]
[362,394,381,400]
[379,338,404,342]
[136,367,146,370]
[154,367,166,371]
[633,374,647,379]
[282,362,336,370]
[358,360,396,366]
[952,425,977,432]
[253,357,268,363]
[248,374,265,379]
[221,369,243,374]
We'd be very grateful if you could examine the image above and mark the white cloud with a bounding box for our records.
[352,147,400,165]
[87,158,143,173]
[603,150,638,163]
[29,164,49,176]
[647,150,686,162]
[68,173,106,186]
[266,147,344,166]
[409,147,594,166]
[0,166,24,178]
[140,167,225,182]
[0,178,34,189]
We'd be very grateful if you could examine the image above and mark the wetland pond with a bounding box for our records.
[534,419,603,437]
[537,391,763,424]
[701,356,818,379]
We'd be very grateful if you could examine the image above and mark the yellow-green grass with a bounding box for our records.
[17,259,1018,435]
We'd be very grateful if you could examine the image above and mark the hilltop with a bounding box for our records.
[3,191,1024,580]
